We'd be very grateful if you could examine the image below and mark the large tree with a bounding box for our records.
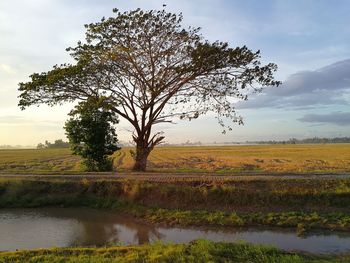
[18,8,280,171]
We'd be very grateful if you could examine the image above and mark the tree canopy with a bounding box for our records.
[64,97,120,171]
[37,139,69,149]
[18,8,280,171]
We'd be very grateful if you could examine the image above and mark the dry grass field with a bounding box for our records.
[116,144,350,174]
[0,148,81,173]
[0,144,349,174]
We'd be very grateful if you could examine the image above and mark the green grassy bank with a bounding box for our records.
[1,240,349,263]
[2,178,350,262]
[1,178,350,232]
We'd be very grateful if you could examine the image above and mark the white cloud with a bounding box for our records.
[238,59,350,109]
[298,112,350,126]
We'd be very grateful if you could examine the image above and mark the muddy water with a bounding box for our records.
[1,208,350,253]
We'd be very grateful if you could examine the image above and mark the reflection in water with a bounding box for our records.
[2,208,164,247]
[1,208,350,254]
[74,212,164,246]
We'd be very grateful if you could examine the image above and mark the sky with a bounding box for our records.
[0,0,350,146]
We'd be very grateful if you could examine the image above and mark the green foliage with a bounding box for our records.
[65,97,120,171]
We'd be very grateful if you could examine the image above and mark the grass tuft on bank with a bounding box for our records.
[0,240,348,263]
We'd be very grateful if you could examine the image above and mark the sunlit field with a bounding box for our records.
[0,148,81,173]
[0,144,349,174]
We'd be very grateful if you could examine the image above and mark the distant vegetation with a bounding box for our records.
[159,137,350,146]
[249,136,350,145]
[0,145,33,149]
[37,139,70,149]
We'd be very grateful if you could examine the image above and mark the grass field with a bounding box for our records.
[0,144,349,174]
[0,148,81,173]
[123,144,350,174]
[2,240,347,263]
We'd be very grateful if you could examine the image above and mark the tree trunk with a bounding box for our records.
[133,145,151,171]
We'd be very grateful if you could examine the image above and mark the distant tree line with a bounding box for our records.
[160,137,350,146]
[161,141,203,147]
[0,145,32,149]
[249,137,350,145]
[37,139,70,149]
